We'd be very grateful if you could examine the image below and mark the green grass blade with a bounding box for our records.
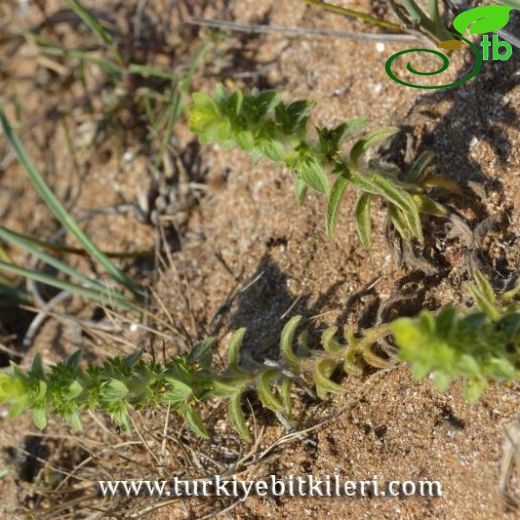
[25,32,122,77]
[429,0,440,27]
[180,42,213,93]
[355,193,373,248]
[158,42,212,157]
[0,226,106,291]
[326,175,350,239]
[0,109,143,297]
[128,64,180,82]
[65,0,113,45]
[0,226,152,260]
[0,260,139,312]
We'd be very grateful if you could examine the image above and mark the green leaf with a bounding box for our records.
[317,117,369,159]
[65,412,83,431]
[355,193,373,248]
[123,350,143,370]
[9,397,29,419]
[111,408,131,433]
[0,468,7,480]
[280,316,303,365]
[275,100,313,136]
[361,344,389,369]
[296,155,328,194]
[181,404,209,438]
[321,327,344,354]
[34,380,47,401]
[457,354,482,377]
[32,407,47,430]
[463,378,487,404]
[280,378,293,417]
[432,370,453,392]
[66,350,83,370]
[226,90,244,118]
[373,176,422,241]
[257,370,284,412]
[294,176,308,206]
[164,378,193,403]
[343,352,363,377]
[211,379,246,398]
[407,151,434,184]
[30,354,44,379]
[64,380,83,400]
[187,338,216,368]
[487,357,516,379]
[252,90,280,118]
[412,194,447,217]
[350,127,399,167]
[314,359,345,399]
[228,328,247,372]
[388,206,413,241]
[101,379,129,401]
[189,92,220,134]
[229,393,252,442]
[326,175,350,239]
[235,130,255,151]
[0,374,15,403]
[467,271,500,320]
[258,138,285,162]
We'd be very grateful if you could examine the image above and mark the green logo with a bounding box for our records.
[385,4,516,89]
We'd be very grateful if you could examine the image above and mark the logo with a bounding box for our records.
[385,4,516,89]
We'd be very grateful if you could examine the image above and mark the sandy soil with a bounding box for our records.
[1,1,520,519]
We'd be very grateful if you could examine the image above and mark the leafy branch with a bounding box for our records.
[188,85,459,249]
[4,271,519,440]
[392,271,520,402]
[0,315,391,441]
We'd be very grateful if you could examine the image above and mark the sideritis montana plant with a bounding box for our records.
[188,84,460,248]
